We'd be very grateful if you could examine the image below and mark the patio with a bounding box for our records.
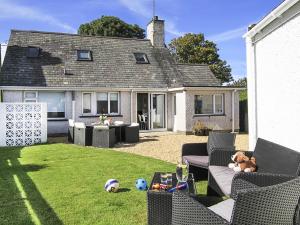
[49,132,248,164]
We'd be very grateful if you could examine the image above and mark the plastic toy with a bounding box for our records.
[104,179,119,193]
[135,178,148,191]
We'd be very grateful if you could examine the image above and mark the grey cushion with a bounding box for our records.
[209,166,236,196]
[183,155,209,168]
[207,132,236,155]
[253,138,300,176]
[208,198,235,222]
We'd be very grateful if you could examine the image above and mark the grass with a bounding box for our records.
[0,143,208,225]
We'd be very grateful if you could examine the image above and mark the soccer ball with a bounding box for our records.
[104,179,119,193]
[135,178,148,191]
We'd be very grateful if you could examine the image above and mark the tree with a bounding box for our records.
[168,33,233,83]
[78,16,145,39]
[229,77,247,87]
[228,77,247,101]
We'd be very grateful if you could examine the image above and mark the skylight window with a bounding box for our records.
[77,50,92,61]
[134,53,149,64]
[27,47,40,58]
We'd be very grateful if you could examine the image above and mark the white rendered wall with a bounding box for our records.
[185,90,239,132]
[247,6,300,151]
[173,91,186,132]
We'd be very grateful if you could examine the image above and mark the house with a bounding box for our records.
[245,0,300,151]
[0,16,241,135]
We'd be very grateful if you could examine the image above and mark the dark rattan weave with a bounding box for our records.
[208,138,300,197]
[147,172,196,225]
[172,176,300,225]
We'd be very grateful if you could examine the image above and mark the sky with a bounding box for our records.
[0,0,284,80]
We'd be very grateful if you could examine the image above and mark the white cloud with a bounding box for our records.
[0,1,76,33]
[208,26,246,43]
[118,0,184,37]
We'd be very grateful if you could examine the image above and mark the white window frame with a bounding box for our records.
[24,91,38,102]
[213,94,224,115]
[82,92,93,115]
[194,94,224,116]
[96,92,120,115]
[38,91,66,119]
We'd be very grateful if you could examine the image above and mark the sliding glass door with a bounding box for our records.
[151,94,166,130]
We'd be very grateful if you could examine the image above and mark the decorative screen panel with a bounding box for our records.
[0,103,47,147]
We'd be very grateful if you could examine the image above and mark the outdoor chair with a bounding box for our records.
[125,123,139,143]
[68,119,75,143]
[74,122,93,146]
[172,176,300,225]
[138,114,146,130]
[208,138,300,197]
[92,126,115,148]
[182,132,236,180]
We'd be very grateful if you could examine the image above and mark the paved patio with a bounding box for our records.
[113,132,248,164]
[48,132,248,164]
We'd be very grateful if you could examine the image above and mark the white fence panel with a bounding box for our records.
[0,103,47,147]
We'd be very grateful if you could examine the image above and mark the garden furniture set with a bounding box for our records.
[147,132,300,225]
[68,119,139,148]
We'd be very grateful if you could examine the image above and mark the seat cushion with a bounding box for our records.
[209,166,236,196]
[208,198,235,222]
[183,155,209,168]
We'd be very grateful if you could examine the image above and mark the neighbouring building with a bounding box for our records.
[0,16,241,135]
[245,0,300,151]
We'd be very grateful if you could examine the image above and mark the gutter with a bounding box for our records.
[168,87,245,92]
[1,86,245,92]
[243,0,298,39]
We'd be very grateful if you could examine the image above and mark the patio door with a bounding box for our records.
[151,94,166,130]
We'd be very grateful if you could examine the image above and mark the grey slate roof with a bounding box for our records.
[0,30,221,88]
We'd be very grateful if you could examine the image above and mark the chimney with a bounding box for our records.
[147,16,165,48]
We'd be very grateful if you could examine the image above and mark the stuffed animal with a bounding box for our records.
[228,151,257,172]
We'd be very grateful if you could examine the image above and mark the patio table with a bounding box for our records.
[87,123,130,143]
[147,172,196,225]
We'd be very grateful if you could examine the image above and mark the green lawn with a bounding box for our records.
[0,143,207,225]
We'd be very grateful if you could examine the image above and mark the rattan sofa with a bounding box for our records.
[182,132,236,180]
[208,138,300,197]
[172,176,300,225]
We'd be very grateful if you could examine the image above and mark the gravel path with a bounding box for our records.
[113,132,249,164]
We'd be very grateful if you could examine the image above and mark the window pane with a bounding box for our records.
[77,50,91,60]
[194,95,213,114]
[38,92,65,118]
[97,93,108,114]
[110,93,118,114]
[215,95,223,114]
[83,93,91,114]
[25,91,37,99]
[134,53,149,63]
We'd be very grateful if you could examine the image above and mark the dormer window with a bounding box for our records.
[77,50,92,61]
[27,47,40,58]
[134,53,149,64]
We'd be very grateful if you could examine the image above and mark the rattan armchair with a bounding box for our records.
[172,176,300,225]
[182,132,236,180]
[208,138,300,197]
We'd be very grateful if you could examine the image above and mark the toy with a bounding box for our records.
[152,183,160,190]
[167,182,188,193]
[228,151,257,172]
[136,178,148,191]
[104,179,119,192]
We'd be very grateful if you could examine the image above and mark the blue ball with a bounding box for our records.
[135,178,148,191]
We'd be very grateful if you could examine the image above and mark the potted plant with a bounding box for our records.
[192,121,208,136]
[99,115,107,125]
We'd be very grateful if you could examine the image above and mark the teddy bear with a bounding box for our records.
[228,151,257,172]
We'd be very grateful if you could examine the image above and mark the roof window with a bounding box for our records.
[77,50,92,61]
[134,53,149,64]
[27,47,40,58]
